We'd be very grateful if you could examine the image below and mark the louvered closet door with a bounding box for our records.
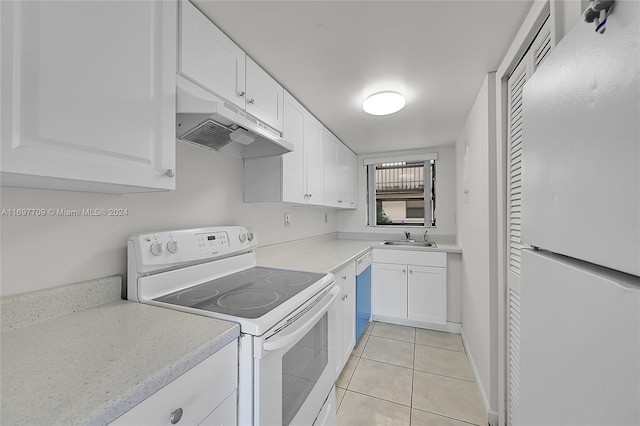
[506,17,551,426]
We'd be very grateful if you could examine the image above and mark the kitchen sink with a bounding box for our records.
[381,241,437,248]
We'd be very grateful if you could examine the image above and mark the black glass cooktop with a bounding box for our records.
[154,267,328,319]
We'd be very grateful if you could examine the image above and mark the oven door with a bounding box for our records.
[254,284,339,426]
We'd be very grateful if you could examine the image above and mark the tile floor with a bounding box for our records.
[335,322,486,426]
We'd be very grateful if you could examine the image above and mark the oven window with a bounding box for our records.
[282,312,329,426]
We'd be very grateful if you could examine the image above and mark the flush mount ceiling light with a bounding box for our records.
[362,91,406,116]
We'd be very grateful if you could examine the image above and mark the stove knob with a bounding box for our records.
[247,232,254,241]
[239,233,247,242]
[166,240,179,254]
[150,241,163,256]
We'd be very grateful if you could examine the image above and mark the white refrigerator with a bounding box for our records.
[520,1,640,425]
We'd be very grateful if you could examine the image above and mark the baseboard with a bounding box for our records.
[461,328,492,426]
[372,315,462,334]
[488,409,498,426]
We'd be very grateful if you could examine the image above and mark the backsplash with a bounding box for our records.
[1,275,122,332]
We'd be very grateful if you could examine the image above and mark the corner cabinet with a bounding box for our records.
[179,1,283,132]
[371,249,447,326]
[112,340,238,426]
[244,91,324,206]
[0,1,177,193]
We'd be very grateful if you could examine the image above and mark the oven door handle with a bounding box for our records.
[263,286,339,352]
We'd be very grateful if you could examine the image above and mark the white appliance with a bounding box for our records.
[520,2,640,425]
[127,226,338,426]
[177,75,294,158]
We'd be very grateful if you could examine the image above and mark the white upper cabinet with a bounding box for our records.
[0,1,177,193]
[179,0,245,108]
[337,142,357,208]
[244,91,323,205]
[324,129,356,209]
[281,92,306,204]
[323,130,340,208]
[304,113,325,206]
[245,58,284,132]
[179,1,283,132]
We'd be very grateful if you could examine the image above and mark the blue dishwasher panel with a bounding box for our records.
[355,265,371,340]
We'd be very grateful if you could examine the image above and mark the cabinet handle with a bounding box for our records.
[342,275,347,280]
[402,269,406,273]
[239,91,246,97]
[249,98,256,104]
[165,169,175,178]
[169,408,183,424]
[409,269,413,274]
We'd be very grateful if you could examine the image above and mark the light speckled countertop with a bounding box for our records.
[0,277,239,426]
[256,235,461,272]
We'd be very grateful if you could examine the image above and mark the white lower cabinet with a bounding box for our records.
[111,340,238,426]
[371,250,447,326]
[199,390,237,426]
[370,263,407,318]
[407,265,447,324]
[334,261,356,375]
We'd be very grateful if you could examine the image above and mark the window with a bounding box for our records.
[366,154,436,227]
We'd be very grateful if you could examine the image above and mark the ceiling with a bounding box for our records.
[192,0,533,155]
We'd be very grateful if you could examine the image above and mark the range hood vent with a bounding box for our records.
[181,119,235,150]
[176,75,293,158]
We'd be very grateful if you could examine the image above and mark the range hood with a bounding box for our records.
[176,75,293,158]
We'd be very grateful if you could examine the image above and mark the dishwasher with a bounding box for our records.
[355,252,372,341]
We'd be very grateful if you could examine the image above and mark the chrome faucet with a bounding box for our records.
[404,231,411,240]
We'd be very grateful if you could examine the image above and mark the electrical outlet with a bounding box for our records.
[284,212,291,227]
[324,212,328,223]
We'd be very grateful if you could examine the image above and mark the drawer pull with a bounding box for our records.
[170,408,183,424]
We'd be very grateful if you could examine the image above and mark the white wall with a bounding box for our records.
[456,74,498,420]
[0,142,336,296]
[335,145,457,239]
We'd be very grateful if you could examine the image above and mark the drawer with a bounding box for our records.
[372,249,446,267]
[112,340,238,425]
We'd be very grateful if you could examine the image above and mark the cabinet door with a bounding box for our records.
[407,265,447,325]
[245,57,284,132]
[371,263,407,318]
[337,263,356,366]
[304,114,325,206]
[1,1,177,193]
[180,0,245,109]
[281,92,306,204]
[346,150,358,208]
[337,142,356,208]
[323,130,340,208]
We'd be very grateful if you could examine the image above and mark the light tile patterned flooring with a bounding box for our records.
[335,322,486,426]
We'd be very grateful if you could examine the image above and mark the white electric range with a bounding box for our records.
[127,226,338,426]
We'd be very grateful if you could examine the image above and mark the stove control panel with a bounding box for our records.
[128,226,258,275]
[196,231,229,251]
